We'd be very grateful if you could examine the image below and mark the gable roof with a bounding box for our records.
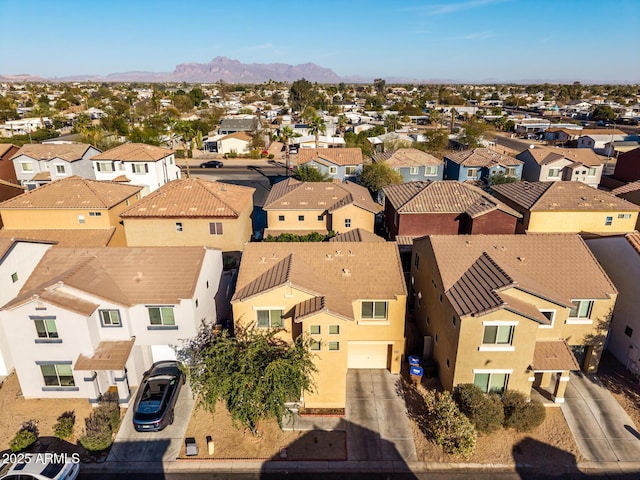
[219,118,258,131]
[329,228,386,242]
[0,228,115,247]
[383,180,521,218]
[11,143,97,162]
[373,148,442,167]
[0,179,26,202]
[120,178,254,219]
[492,181,639,212]
[0,237,55,261]
[0,176,142,210]
[220,131,252,142]
[0,144,19,159]
[517,146,603,167]
[92,143,174,162]
[611,180,640,196]
[232,242,406,321]
[263,178,380,214]
[298,148,364,166]
[445,148,522,168]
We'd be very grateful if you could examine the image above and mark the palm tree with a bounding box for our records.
[336,115,349,136]
[384,114,400,133]
[175,121,195,178]
[308,116,326,149]
[279,125,299,177]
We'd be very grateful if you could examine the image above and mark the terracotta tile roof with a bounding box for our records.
[232,242,406,321]
[35,287,100,316]
[532,340,580,371]
[75,339,136,371]
[298,148,364,166]
[0,144,18,158]
[0,176,142,209]
[492,181,640,212]
[92,143,174,162]
[263,178,380,214]
[518,146,603,167]
[373,148,442,167]
[395,235,418,246]
[111,174,131,182]
[11,143,97,162]
[30,172,51,181]
[0,237,53,259]
[2,246,209,311]
[293,296,329,322]
[580,128,627,137]
[221,132,252,142]
[329,228,385,242]
[612,181,640,195]
[120,178,254,219]
[383,181,521,218]
[445,148,522,167]
[626,232,640,255]
[0,228,115,247]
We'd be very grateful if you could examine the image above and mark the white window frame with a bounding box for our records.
[538,309,556,329]
[588,167,596,176]
[329,166,338,175]
[41,364,75,387]
[54,164,66,175]
[255,308,284,328]
[132,163,147,174]
[479,321,517,351]
[329,325,340,335]
[99,309,122,327]
[20,161,33,173]
[345,166,356,175]
[567,299,594,324]
[361,301,388,320]
[77,215,85,224]
[424,166,437,176]
[548,168,560,178]
[34,318,58,339]
[96,161,114,172]
[148,306,175,326]
[466,168,478,179]
[505,167,516,177]
[409,166,419,175]
[473,369,512,394]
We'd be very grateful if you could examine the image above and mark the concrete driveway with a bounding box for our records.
[561,372,640,462]
[107,382,195,463]
[345,369,417,462]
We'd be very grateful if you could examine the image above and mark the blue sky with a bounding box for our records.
[1,0,639,83]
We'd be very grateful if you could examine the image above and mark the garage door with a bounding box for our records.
[151,345,177,363]
[347,343,389,369]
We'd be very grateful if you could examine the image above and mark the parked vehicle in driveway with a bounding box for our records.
[199,160,224,168]
[132,361,185,432]
[0,456,80,480]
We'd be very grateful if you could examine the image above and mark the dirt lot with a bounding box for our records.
[180,401,346,460]
[597,351,640,427]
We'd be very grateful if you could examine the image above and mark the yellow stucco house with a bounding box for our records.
[231,242,407,409]
[0,175,142,246]
[120,177,255,252]
[410,234,617,404]
[262,178,381,238]
[491,181,639,234]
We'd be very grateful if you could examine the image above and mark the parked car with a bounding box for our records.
[0,457,80,480]
[132,361,185,432]
[199,160,224,168]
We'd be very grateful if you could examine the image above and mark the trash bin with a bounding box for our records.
[408,355,422,366]
[410,365,424,386]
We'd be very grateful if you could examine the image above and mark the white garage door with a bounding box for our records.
[347,343,389,369]
[151,345,177,363]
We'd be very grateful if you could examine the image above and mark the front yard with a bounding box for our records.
[597,351,640,427]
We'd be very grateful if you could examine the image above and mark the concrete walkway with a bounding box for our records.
[561,372,640,462]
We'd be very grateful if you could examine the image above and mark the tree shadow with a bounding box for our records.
[597,351,640,411]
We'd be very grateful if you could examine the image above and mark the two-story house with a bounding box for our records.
[120,178,255,253]
[410,234,617,404]
[91,143,180,196]
[262,178,381,238]
[231,242,407,409]
[0,245,223,404]
[204,132,252,156]
[516,145,604,187]
[0,176,142,247]
[373,148,443,183]
[297,148,364,181]
[0,144,19,183]
[613,147,640,183]
[491,181,639,234]
[11,144,101,189]
[444,148,523,184]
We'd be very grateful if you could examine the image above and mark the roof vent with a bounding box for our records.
[325,254,333,261]
[335,250,342,256]
[517,256,526,263]
[342,268,351,276]
[348,249,355,256]
[272,253,278,260]
[135,272,144,282]
[259,256,266,264]
[465,240,472,246]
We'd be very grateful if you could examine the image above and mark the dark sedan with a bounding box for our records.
[199,160,224,168]
[132,361,185,432]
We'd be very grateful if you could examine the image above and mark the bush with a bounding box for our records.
[79,392,121,452]
[268,154,275,159]
[502,390,546,432]
[10,420,39,452]
[53,411,75,440]
[249,149,261,159]
[424,390,476,459]
[453,384,504,434]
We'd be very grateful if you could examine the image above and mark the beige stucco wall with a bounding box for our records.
[266,209,327,233]
[329,205,376,234]
[527,211,638,234]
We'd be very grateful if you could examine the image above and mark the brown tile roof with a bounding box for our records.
[445,148,522,167]
[74,339,136,371]
[492,181,640,212]
[92,143,174,162]
[329,228,385,242]
[0,144,19,158]
[373,148,442,167]
[383,181,521,218]
[35,287,100,316]
[298,148,364,166]
[580,128,627,137]
[518,146,603,167]
[2,246,210,311]
[0,237,53,259]
[612,181,640,195]
[221,132,252,142]
[396,235,419,246]
[0,176,142,209]
[120,178,254,219]
[30,171,51,181]
[0,228,115,247]
[627,232,640,255]
[11,143,97,162]
[263,178,381,214]
[232,242,406,321]
[532,340,580,371]
[421,234,616,318]
[111,174,131,182]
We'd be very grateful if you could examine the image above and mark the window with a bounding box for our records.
[298,215,305,222]
[345,166,356,175]
[482,325,514,345]
[588,167,596,176]
[34,318,58,339]
[96,161,114,172]
[410,167,419,175]
[618,214,632,219]
[100,310,121,327]
[474,372,508,394]
[279,215,285,221]
[548,168,560,178]
[148,306,175,326]
[310,339,321,351]
[605,216,613,226]
[505,167,516,176]
[257,309,283,328]
[11,272,18,283]
[133,163,148,174]
[329,166,337,175]
[77,215,85,224]
[329,325,340,335]
[539,310,555,328]
[424,166,438,176]
[176,222,183,232]
[41,364,75,387]
[569,300,593,319]
[310,325,321,335]
[209,222,223,235]
[344,218,351,228]
[88,211,102,217]
[361,301,388,320]
[20,162,33,172]
[328,341,340,351]
[467,168,478,179]
[414,253,420,269]
[55,164,66,175]
[317,215,323,221]
[625,326,633,337]
[125,199,130,206]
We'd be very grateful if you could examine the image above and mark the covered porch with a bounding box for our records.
[530,339,580,404]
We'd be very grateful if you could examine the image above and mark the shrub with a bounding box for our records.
[453,384,504,434]
[249,149,261,159]
[424,390,476,459]
[227,150,238,158]
[79,392,121,452]
[502,390,546,432]
[53,411,75,440]
[10,420,39,452]
[268,154,275,159]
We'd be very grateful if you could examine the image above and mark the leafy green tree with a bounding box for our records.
[489,173,519,185]
[358,161,403,193]
[308,116,326,149]
[384,114,400,132]
[423,390,476,459]
[289,78,314,114]
[590,105,616,121]
[373,78,386,95]
[179,325,317,434]
[458,118,488,148]
[421,129,449,153]
[292,165,332,182]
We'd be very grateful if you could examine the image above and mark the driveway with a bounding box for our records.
[561,372,640,462]
[345,369,417,462]
[107,382,195,463]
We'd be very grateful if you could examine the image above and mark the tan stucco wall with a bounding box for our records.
[527,211,638,233]
[329,205,376,234]
[266,209,327,233]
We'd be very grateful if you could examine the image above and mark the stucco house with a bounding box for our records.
[204,132,253,155]
[297,148,363,181]
[231,242,406,409]
[491,181,639,234]
[410,234,617,404]
[444,148,523,184]
[0,246,223,404]
[613,147,640,183]
[373,148,443,183]
[516,146,604,187]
